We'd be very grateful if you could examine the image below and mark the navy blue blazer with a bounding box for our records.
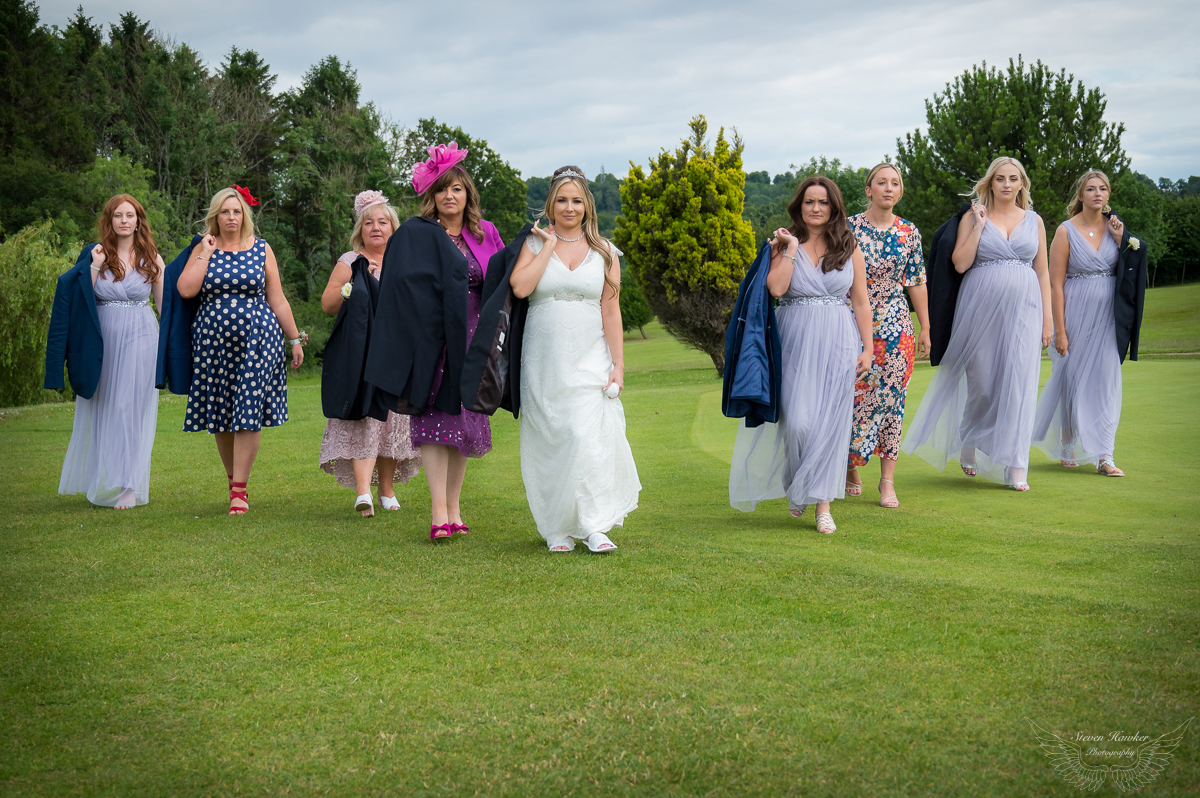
[1107,213,1148,363]
[722,243,782,427]
[44,244,104,398]
[155,235,203,394]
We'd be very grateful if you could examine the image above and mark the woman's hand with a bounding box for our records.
[916,326,931,360]
[91,245,106,268]
[530,220,556,250]
[605,364,624,397]
[290,343,304,370]
[855,351,872,377]
[1042,318,1054,350]
[771,227,798,256]
[1054,330,1069,357]
[1108,214,1125,246]
[972,201,988,226]
[196,234,217,260]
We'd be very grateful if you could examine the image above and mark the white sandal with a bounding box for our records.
[354,493,374,517]
[1097,457,1125,477]
[789,502,807,518]
[583,532,617,553]
[379,495,401,510]
[816,512,837,534]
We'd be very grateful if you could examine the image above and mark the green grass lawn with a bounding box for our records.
[1141,283,1200,354]
[2,297,1198,795]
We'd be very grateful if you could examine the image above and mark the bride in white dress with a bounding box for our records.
[509,166,641,552]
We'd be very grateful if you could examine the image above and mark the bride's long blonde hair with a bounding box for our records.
[542,166,618,296]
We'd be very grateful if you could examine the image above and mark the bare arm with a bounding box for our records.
[89,245,104,287]
[320,261,353,315]
[1034,216,1053,350]
[952,204,987,273]
[509,223,557,299]
[848,249,873,377]
[151,255,165,314]
[262,243,304,369]
[177,236,217,299]
[766,228,799,298]
[906,283,930,359]
[601,253,625,394]
[1048,223,1070,355]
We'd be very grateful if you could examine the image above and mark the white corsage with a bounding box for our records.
[340,281,353,299]
[1127,237,1141,251]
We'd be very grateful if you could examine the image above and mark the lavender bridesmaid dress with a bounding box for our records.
[1033,223,1122,464]
[902,212,1042,483]
[730,248,859,511]
[59,268,159,506]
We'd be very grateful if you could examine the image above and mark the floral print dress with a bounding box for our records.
[847,214,926,465]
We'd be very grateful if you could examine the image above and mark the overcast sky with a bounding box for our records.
[37,0,1200,183]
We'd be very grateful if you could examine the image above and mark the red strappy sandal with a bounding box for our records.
[229,481,249,515]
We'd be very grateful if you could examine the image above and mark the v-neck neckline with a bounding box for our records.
[986,211,1027,242]
[1068,218,1106,254]
[551,248,591,272]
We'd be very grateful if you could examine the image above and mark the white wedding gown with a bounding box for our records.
[520,236,641,549]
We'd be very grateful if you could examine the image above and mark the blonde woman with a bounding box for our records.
[902,157,1051,490]
[509,166,640,552]
[177,186,305,514]
[1033,171,1130,476]
[318,190,421,516]
[844,163,929,508]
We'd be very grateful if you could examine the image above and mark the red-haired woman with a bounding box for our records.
[730,177,874,533]
[49,195,165,508]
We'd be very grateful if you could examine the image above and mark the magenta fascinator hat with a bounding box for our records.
[353,190,388,220]
[412,142,469,195]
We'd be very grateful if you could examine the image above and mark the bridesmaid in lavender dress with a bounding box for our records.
[59,195,165,508]
[318,191,422,517]
[730,177,874,534]
[1034,170,1127,476]
[902,157,1052,489]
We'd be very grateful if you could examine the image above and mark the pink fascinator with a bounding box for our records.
[353,190,388,219]
[412,142,469,195]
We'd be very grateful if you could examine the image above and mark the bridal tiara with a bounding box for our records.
[554,169,586,181]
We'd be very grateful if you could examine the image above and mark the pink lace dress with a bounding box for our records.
[319,251,422,488]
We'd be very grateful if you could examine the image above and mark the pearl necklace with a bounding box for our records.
[555,231,584,242]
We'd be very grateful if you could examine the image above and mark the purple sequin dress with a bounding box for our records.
[408,233,492,457]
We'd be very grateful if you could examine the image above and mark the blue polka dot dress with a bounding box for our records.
[183,238,288,433]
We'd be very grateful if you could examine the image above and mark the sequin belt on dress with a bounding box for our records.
[777,295,844,307]
[973,258,1031,270]
[95,299,149,307]
[530,292,599,307]
[1066,269,1117,280]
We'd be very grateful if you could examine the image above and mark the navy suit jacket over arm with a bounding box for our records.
[364,217,469,415]
[44,244,104,398]
[926,202,972,367]
[722,243,781,427]
[155,235,203,394]
[322,255,389,421]
[1109,215,1148,363]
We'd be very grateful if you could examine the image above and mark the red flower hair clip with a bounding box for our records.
[230,185,260,206]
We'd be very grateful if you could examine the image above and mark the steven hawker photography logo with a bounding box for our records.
[1025,717,1193,792]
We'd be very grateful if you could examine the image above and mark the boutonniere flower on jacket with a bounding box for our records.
[340,281,352,299]
[1127,237,1141,251]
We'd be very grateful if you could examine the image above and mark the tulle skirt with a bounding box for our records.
[902,261,1041,482]
[1033,274,1121,463]
[59,305,159,506]
[730,303,859,510]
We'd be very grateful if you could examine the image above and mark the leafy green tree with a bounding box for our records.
[614,116,756,374]
[618,268,653,338]
[896,57,1128,249]
[1156,194,1200,286]
[1107,172,1164,276]
[397,119,526,242]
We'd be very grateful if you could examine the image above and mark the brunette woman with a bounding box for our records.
[1033,171,1130,476]
[844,163,930,508]
[318,190,422,516]
[509,166,641,552]
[48,195,165,508]
[407,144,504,539]
[730,177,873,533]
[902,157,1052,490]
[177,186,305,514]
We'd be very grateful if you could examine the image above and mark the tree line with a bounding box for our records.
[1,2,1197,397]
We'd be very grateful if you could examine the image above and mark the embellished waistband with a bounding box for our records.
[96,299,149,307]
[530,292,599,307]
[1066,269,1117,280]
[777,295,844,307]
[973,258,1031,270]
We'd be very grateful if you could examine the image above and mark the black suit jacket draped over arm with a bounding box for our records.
[364,217,469,415]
